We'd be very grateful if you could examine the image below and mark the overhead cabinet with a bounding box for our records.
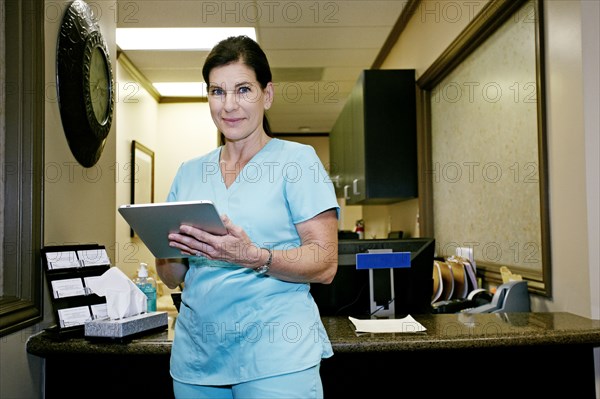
[329,69,417,205]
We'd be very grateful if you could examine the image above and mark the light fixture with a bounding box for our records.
[153,82,207,97]
[119,27,257,97]
[116,27,256,50]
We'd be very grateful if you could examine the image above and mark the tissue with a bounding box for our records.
[86,267,147,319]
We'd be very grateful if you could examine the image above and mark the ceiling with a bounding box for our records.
[116,1,408,134]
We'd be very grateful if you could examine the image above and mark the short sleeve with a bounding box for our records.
[283,144,340,224]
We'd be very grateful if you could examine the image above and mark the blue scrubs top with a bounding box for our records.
[167,138,340,385]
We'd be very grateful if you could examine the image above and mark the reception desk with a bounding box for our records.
[27,312,600,398]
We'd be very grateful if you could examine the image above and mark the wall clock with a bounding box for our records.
[57,0,114,167]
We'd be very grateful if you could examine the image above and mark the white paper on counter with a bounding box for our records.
[348,315,427,333]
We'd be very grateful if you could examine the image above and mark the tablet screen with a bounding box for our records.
[118,200,227,258]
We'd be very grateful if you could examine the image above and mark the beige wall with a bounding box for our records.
[44,0,117,260]
[581,0,599,322]
[580,1,600,391]
[539,0,590,315]
[155,103,218,203]
[114,61,159,277]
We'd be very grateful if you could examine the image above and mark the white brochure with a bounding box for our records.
[46,251,80,269]
[50,278,86,299]
[77,249,111,267]
[57,305,92,328]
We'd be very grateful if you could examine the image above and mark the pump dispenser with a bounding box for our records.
[134,262,157,312]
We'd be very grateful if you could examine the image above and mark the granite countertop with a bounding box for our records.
[26,312,600,358]
[325,312,600,353]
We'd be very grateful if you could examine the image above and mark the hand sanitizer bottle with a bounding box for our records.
[135,262,157,312]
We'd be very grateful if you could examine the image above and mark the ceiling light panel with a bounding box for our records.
[116,27,256,50]
[153,82,207,97]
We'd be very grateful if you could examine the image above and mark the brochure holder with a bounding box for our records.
[41,244,111,339]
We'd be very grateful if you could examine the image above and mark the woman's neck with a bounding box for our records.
[219,133,271,188]
[221,133,271,165]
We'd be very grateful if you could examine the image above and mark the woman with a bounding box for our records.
[157,35,339,399]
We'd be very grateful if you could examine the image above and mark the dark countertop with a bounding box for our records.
[26,312,600,357]
[326,312,600,352]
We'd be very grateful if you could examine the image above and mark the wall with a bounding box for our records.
[114,61,159,277]
[538,0,591,315]
[155,103,218,203]
[581,1,600,390]
[581,0,599,322]
[43,1,117,255]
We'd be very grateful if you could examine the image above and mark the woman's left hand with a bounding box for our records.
[168,214,261,267]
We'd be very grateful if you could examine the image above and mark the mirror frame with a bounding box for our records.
[416,0,551,296]
[0,0,45,336]
[130,140,155,237]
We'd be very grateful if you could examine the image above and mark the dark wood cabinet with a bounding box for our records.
[329,69,417,204]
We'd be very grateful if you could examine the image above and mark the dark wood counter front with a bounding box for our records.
[27,312,600,398]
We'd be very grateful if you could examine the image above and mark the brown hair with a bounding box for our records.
[203,35,273,136]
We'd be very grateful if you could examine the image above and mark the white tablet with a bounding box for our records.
[118,200,227,259]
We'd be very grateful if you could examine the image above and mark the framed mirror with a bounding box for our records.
[416,0,551,296]
[0,0,44,337]
[130,140,155,237]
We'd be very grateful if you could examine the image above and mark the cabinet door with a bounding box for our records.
[348,75,365,204]
[341,100,353,202]
[330,69,417,205]
[362,70,417,203]
[329,106,345,198]
[330,98,352,200]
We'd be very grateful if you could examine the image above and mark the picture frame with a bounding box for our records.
[130,140,155,237]
[416,0,551,296]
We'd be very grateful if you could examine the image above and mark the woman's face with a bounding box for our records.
[207,61,273,143]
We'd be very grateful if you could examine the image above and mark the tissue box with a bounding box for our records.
[84,311,168,340]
